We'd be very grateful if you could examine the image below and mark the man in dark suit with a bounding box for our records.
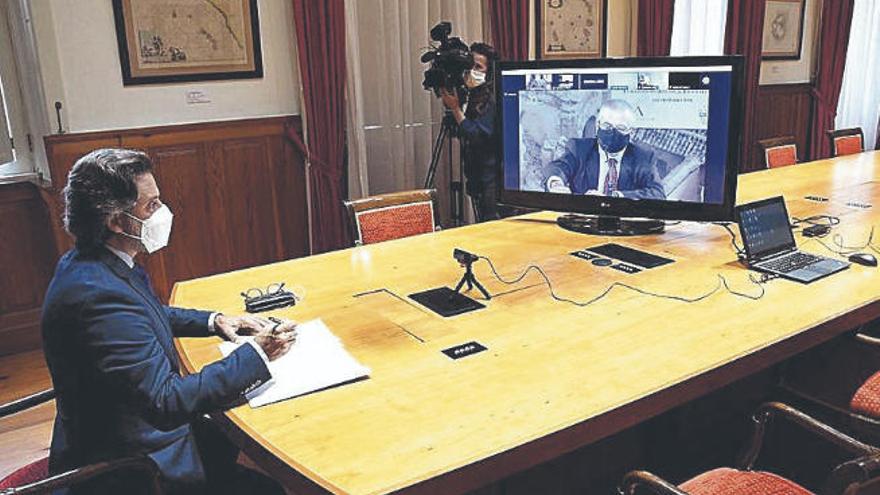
[543,99,666,200]
[41,149,294,494]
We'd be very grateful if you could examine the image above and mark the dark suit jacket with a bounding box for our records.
[544,138,665,199]
[41,248,270,494]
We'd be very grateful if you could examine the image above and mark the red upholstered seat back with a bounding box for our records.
[0,456,49,489]
[355,201,436,245]
[765,144,798,168]
[834,135,863,156]
[679,467,813,495]
[850,370,880,418]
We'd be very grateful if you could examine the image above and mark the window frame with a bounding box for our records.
[0,0,51,185]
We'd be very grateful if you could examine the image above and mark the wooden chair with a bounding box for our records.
[0,389,161,494]
[759,136,798,169]
[343,189,441,246]
[827,128,864,157]
[618,402,880,495]
[780,329,880,445]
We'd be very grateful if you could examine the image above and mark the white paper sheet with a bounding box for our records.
[220,319,370,408]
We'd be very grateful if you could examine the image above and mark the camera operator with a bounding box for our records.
[440,42,500,222]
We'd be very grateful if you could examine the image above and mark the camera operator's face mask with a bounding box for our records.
[466,69,487,88]
[121,204,174,254]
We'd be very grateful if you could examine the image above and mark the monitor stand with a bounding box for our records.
[556,214,665,236]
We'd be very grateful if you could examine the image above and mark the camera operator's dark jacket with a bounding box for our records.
[460,88,497,196]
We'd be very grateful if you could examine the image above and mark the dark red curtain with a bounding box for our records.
[637,0,675,56]
[290,0,347,253]
[809,0,855,160]
[488,0,529,60]
[724,0,766,172]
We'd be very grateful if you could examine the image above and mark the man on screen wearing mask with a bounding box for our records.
[41,149,291,494]
[440,42,501,221]
[543,99,666,200]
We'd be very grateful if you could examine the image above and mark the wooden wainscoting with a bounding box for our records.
[0,182,58,356]
[42,115,310,303]
[748,83,814,172]
[0,115,312,357]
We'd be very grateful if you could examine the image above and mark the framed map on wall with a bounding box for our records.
[761,0,806,60]
[536,0,606,59]
[112,0,263,85]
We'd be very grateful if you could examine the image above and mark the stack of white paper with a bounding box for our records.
[219,318,371,408]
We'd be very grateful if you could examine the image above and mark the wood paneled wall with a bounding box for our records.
[0,115,308,356]
[0,182,58,356]
[747,83,814,172]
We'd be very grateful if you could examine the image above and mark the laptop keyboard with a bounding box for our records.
[760,252,823,273]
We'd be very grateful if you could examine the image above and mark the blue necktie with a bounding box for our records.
[132,264,155,296]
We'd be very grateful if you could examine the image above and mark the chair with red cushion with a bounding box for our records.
[618,402,880,495]
[850,370,880,419]
[759,136,798,169]
[344,189,441,246]
[827,128,864,157]
[0,389,161,494]
[780,331,880,444]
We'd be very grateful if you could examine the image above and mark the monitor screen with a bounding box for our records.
[737,197,795,260]
[496,56,742,222]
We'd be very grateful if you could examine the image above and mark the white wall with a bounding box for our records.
[759,0,820,85]
[30,0,300,133]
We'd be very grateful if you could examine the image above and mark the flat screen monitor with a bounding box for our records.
[496,56,743,226]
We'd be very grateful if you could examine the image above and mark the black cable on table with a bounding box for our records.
[791,215,840,227]
[478,255,768,308]
[713,222,746,259]
[813,226,875,256]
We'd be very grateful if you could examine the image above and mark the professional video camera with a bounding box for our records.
[420,22,474,97]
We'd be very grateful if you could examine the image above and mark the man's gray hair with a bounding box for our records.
[598,99,635,115]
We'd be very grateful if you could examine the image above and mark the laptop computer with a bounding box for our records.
[736,196,849,283]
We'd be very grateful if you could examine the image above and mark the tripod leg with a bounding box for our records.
[470,274,492,300]
[424,121,450,189]
[471,194,483,223]
[456,136,466,226]
[453,274,468,294]
[449,126,461,226]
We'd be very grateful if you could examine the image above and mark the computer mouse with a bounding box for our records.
[848,253,878,267]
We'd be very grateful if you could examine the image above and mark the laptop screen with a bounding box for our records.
[737,196,795,260]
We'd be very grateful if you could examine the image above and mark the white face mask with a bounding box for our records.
[466,69,486,88]
[122,204,174,254]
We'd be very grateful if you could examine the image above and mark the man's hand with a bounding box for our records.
[214,314,275,343]
[546,177,572,194]
[584,189,602,196]
[254,319,298,361]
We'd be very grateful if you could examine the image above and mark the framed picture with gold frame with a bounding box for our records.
[536,0,607,59]
[761,0,806,60]
[112,0,263,85]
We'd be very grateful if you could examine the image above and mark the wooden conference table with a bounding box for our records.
[172,152,880,495]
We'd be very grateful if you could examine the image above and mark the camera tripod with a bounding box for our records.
[424,110,470,226]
